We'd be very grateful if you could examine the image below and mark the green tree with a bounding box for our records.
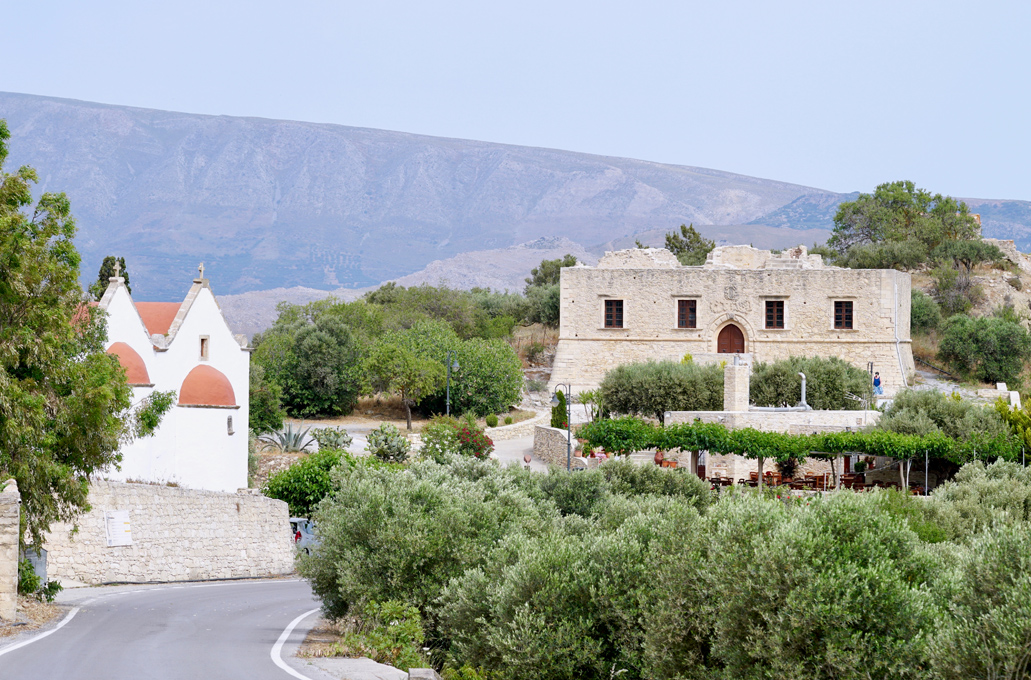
[598,360,723,424]
[524,254,577,292]
[828,180,980,253]
[911,289,942,333]
[87,255,130,300]
[664,223,715,266]
[938,314,1031,385]
[367,339,446,430]
[932,238,1005,273]
[750,356,873,410]
[0,120,135,546]
[248,363,285,435]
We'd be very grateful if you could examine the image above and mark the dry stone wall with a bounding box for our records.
[534,425,574,467]
[43,481,293,585]
[0,480,19,621]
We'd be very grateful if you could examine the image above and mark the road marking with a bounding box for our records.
[0,605,81,657]
[271,607,320,679]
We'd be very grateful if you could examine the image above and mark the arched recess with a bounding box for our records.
[179,365,236,407]
[107,342,152,385]
[717,323,746,354]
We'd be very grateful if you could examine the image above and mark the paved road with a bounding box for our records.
[0,579,321,680]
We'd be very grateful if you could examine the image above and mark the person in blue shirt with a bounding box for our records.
[873,372,883,395]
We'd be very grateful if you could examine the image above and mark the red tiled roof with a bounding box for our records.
[71,301,99,327]
[135,302,182,336]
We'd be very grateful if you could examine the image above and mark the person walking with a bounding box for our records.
[873,372,883,396]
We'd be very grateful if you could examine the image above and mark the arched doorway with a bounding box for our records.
[717,324,745,354]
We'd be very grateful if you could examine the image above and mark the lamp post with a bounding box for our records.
[445,351,460,416]
[551,383,572,471]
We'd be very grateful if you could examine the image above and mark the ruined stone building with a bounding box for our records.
[549,245,914,395]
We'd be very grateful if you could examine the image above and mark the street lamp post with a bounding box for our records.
[551,383,572,471]
[445,351,460,416]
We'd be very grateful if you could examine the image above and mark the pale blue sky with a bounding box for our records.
[2,0,1028,200]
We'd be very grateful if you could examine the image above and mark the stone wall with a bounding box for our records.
[43,481,293,585]
[0,480,19,621]
[551,246,914,394]
[666,409,881,431]
[534,425,574,467]
[487,410,549,442]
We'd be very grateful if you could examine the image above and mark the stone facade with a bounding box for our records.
[550,245,914,395]
[43,482,293,585]
[0,480,19,621]
[533,425,576,468]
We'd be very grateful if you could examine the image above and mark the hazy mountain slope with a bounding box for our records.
[0,92,836,300]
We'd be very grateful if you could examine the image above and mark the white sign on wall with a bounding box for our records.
[105,510,132,547]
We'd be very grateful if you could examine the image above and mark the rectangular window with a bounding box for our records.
[604,299,623,328]
[765,300,784,329]
[200,336,209,360]
[677,299,697,328]
[834,301,854,329]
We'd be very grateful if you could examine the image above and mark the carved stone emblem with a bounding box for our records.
[724,285,738,301]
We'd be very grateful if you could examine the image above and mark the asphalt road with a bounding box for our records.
[0,579,321,680]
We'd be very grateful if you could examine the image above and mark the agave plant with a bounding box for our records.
[260,423,315,453]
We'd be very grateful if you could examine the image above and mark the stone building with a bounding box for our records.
[95,266,251,492]
[550,245,914,395]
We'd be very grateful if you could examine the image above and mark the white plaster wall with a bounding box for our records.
[43,482,293,584]
[100,281,250,493]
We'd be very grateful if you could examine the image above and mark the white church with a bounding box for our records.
[97,265,250,491]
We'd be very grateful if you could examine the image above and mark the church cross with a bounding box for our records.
[113,260,121,277]
[198,262,205,279]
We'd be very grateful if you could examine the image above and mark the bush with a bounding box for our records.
[17,559,61,602]
[551,389,568,428]
[598,360,723,424]
[485,414,498,428]
[263,448,343,517]
[366,423,411,463]
[335,600,427,671]
[837,239,929,270]
[420,416,494,461]
[504,415,513,425]
[932,238,1006,272]
[750,355,873,409]
[878,389,1011,441]
[931,265,984,316]
[311,427,353,450]
[911,289,942,333]
[938,314,1031,384]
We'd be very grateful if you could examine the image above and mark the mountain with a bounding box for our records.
[0,91,838,301]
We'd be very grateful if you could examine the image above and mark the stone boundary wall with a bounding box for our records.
[534,425,574,467]
[666,409,881,431]
[487,409,549,442]
[43,481,293,585]
[0,480,19,621]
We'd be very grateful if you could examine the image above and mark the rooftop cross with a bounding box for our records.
[198,262,205,279]
[113,260,121,277]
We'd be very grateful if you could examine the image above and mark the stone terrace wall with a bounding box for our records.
[0,480,19,621]
[44,482,293,585]
[534,425,574,467]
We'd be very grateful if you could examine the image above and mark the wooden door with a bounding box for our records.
[717,324,745,353]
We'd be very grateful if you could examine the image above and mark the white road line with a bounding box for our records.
[0,605,81,658]
[271,607,320,680]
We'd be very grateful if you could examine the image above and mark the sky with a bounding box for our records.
[2,0,1028,200]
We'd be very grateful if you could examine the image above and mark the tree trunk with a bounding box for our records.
[899,458,907,489]
[757,456,765,489]
[405,401,413,431]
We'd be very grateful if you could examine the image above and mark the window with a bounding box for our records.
[200,336,209,360]
[604,299,623,328]
[834,301,853,329]
[677,299,697,328]
[765,300,784,329]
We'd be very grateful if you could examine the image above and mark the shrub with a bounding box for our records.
[455,421,494,459]
[598,360,723,424]
[539,468,610,518]
[526,378,546,393]
[750,355,873,409]
[418,416,492,461]
[837,238,929,270]
[263,448,343,517]
[551,389,568,428]
[1008,276,1023,291]
[526,341,545,365]
[485,414,498,428]
[878,389,1011,441]
[18,558,41,595]
[311,427,353,450]
[931,265,984,316]
[335,600,427,671]
[366,423,411,463]
[911,289,942,333]
[938,314,1031,384]
[504,415,513,425]
[932,239,1006,272]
